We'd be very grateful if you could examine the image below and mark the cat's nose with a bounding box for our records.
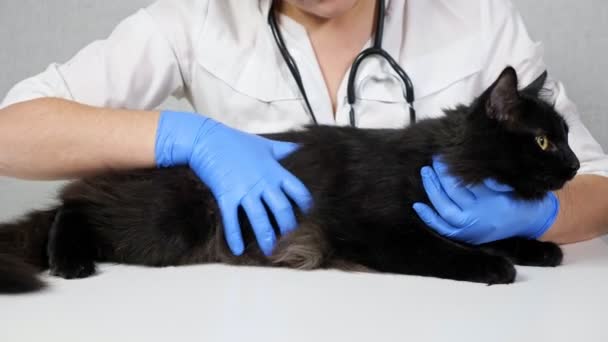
[569,159,580,172]
[566,158,580,178]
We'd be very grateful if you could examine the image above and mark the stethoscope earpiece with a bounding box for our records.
[269,0,415,126]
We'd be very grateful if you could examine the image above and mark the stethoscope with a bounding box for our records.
[268,0,416,127]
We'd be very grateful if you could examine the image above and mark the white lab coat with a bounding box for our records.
[2,0,607,176]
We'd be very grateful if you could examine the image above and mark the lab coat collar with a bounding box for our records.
[197,1,301,101]
[198,0,482,108]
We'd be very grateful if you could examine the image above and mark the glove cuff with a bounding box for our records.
[530,192,560,239]
[155,111,216,168]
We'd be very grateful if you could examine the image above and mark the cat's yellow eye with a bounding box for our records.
[535,135,550,151]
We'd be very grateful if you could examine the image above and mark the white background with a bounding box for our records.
[0,1,607,341]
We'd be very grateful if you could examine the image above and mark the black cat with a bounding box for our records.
[0,67,579,293]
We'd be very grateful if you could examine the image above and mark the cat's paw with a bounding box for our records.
[475,255,516,285]
[512,241,563,267]
[481,238,563,267]
[49,256,96,279]
[440,253,516,284]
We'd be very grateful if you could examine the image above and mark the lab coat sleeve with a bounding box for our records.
[479,0,608,177]
[0,0,207,111]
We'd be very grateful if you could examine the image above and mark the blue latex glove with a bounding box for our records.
[412,158,559,244]
[155,111,313,256]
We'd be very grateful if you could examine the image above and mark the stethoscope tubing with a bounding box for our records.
[268,0,416,126]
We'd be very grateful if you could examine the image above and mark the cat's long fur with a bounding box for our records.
[0,67,579,293]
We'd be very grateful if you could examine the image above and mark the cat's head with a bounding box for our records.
[447,67,579,199]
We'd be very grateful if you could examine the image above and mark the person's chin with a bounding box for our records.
[309,1,360,19]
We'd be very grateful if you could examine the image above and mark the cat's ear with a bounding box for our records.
[521,71,548,98]
[486,67,520,122]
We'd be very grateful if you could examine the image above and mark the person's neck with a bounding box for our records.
[276,0,378,114]
[277,1,377,37]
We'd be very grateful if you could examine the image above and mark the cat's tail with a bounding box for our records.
[0,208,57,293]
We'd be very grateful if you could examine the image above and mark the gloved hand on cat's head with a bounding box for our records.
[413,157,559,245]
[155,111,313,256]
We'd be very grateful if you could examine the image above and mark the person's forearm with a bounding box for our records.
[0,98,159,179]
[541,174,608,244]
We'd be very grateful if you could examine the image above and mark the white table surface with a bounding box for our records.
[1,237,607,342]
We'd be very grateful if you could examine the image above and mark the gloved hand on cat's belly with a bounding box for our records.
[155,111,313,256]
[412,158,559,245]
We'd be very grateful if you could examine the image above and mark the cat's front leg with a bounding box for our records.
[269,217,519,284]
[479,238,563,267]
[340,228,518,284]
